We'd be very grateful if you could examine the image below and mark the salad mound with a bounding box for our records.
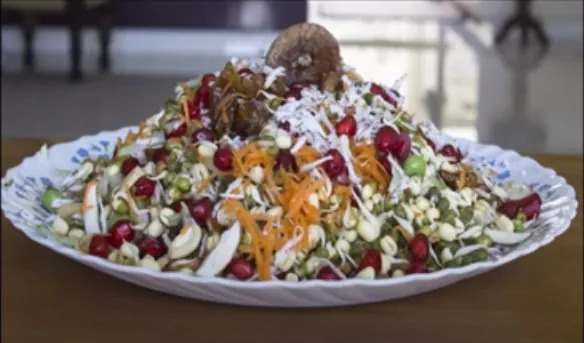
[38,23,542,281]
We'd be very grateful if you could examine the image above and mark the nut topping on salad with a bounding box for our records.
[37,23,543,282]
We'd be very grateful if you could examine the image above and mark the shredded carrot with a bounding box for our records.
[351,143,390,193]
[295,145,320,165]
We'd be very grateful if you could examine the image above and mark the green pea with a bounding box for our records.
[41,188,63,212]
[313,247,329,258]
[425,186,441,201]
[444,257,463,268]
[268,98,282,110]
[384,197,394,212]
[475,234,494,247]
[135,197,151,209]
[461,255,474,266]
[394,205,408,219]
[470,248,489,262]
[184,149,197,163]
[514,220,525,233]
[163,172,177,187]
[167,161,181,173]
[174,177,191,193]
[240,231,252,245]
[418,225,432,236]
[440,209,456,226]
[167,187,182,202]
[446,242,461,254]
[459,206,474,224]
[107,213,132,228]
[437,198,450,212]
[403,155,426,177]
[266,146,279,157]
[114,200,129,214]
[363,92,374,105]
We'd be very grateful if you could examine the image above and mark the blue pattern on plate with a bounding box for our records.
[40,177,53,188]
[77,148,89,158]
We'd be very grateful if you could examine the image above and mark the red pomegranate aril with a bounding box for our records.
[238,68,254,77]
[284,87,303,100]
[290,81,311,89]
[167,123,187,138]
[390,132,412,163]
[120,157,140,176]
[439,144,462,162]
[185,99,200,119]
[187,197,213,224]
[107,220,135,249]
[317,266,341,280]
[333,169,351,186]
[323,149,345,178]
[191,128,215,144]
[335,116,357,137]
[358,249,382,273]
[227,257,254,280]
[170,201,182,213]
[138,237,167,259]
[133,176,156,198]
[370,83,397,106]
[278,121,291,132]
[417,127,436,151]
[374,126,399,153]
[153,148,170,163]
[88,235,110,258]
[497,192,542,220]
[408,233,429,262]
[406,262,428,275]
[274,150,298,172]
[201,73,216,87]
[213,147,234,172]
[195,85,211,109]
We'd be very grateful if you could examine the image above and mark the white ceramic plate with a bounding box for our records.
[1,125,578,307]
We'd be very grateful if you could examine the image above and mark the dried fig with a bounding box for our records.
[265,22,341,87]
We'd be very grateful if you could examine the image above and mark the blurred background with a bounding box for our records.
[1,0,582,154]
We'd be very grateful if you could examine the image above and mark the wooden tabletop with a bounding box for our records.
[2,138,582,343]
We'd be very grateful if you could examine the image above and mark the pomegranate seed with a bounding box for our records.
[497,193,542,220]
[170,202,182,213]
[133,177,156,198]
[107,220,135,249]
[238,68,253,77]
[88,235,110,258]
[333,169,351,186]
[316,266,341,280]
[213,147,234,172]
[377,152,393,175]
[138,237,167,259]
[195,85,211,109]
[227,257,254,280]
[274,150,298,172]
[439,144,462,162]
[284,87,302,100]
[323,149,345,178]
[186,197,213,224]
[191,128,215,144]
[370,83,397,106]
[152,148,170,163]
[167,123,187,138]
[408,233,429,262]
[374,126,399,153]
[335,116,357,137]
[185,99,200,119]
[201,73,216,87]
[358,249,382,273]
[406,262,428,275]
[278,121,291,132]
[290,81,311,89]
[390,132,412,163]
[120,157,140,176]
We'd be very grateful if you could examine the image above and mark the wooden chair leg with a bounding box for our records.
[66,0,85,82]
[98,10,112,73]
[21,14,36,72]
